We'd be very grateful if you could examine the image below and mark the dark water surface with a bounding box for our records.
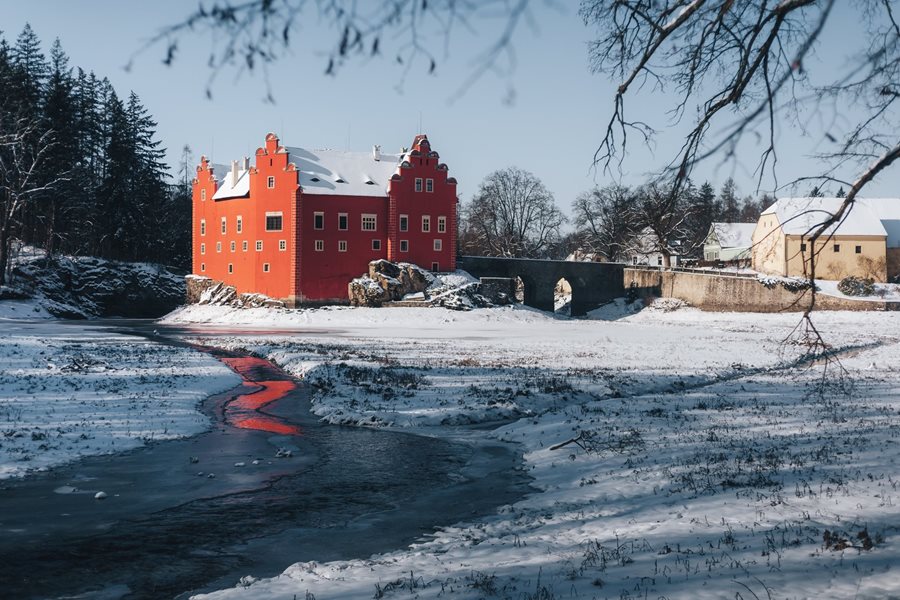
[0,321,530,599]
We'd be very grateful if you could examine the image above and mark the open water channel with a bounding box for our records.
[0,321,531,599]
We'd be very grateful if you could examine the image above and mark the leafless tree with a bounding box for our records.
[572,184,637,261]
[137,0,536,101]
[462,167,565,258]
[0,120,65,285]
[627,182,693,268]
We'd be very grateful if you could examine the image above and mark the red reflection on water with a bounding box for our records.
[220,357,302,435]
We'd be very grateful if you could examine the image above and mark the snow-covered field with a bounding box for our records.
[0,320,241,479]
[161,302,900,600]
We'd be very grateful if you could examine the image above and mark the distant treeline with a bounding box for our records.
[0,24,191,271]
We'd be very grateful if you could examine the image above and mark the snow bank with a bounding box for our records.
[0,321,241,479]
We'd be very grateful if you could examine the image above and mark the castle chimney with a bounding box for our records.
[242,157,250,171]
[373,145,381,161]
[230,160,238,187]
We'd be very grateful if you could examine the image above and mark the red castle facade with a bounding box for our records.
[192,133,458,305]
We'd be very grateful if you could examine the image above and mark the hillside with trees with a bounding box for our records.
[0,24,191,285]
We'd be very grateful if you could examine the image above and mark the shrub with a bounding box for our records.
[837,275,875,296]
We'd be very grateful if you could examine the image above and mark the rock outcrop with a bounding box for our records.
[348,260,436,307]
[185,275,286,309]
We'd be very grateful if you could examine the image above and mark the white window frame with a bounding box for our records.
[400,239,409,253]
[314,211,325,230]
[221,217,226,234]
[361,214,377,231]
[279,239,287,251]
[236,215,243,234]
[399,214,409,232]
[263,263,271,272]
[242,240,248,252]
[200,243,206,255]
[431,262,439,272]
[265,211,283,232]
[200,219,206,236]
[338,240,348,252]
[433,239,442,251]
[228,263,233,274]
[201,188,206,201]
[415,178,423,192]
[267,175,275,189]
[372,239,381,251]
[338,212,348,231]
[216,242,222,253]
[230,241,236,252]
[425,178,433,193]
[437,216,446,233]
[256,240,263,251]
[315,240,324,252]
[422,215,431,233]
[200,263,206,272]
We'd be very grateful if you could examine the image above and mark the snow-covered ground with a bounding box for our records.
[161,302,900,600]
[0,320,241,479]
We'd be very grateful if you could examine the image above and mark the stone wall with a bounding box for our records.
[625,268,900,312]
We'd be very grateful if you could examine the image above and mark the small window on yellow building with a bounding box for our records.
[855,245,862,254]
[833,244,840,252]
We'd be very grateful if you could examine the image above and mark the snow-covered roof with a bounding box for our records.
[710,222,756,249]
[212,167,251,200]
[762,197,893,241]
[286,147,403,197]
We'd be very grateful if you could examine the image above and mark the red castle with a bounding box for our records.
[192,133,458,305]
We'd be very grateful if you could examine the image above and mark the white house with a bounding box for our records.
[623,227,680,267]
[703,222,756,263]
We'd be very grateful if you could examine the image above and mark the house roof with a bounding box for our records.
[762,197,892,241]
[286,147,403,197]
[710,222,756,249]
[212,166,251,200]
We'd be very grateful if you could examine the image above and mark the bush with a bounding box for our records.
[837,275,875,296]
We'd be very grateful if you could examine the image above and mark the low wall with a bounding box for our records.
[624,268,900,312]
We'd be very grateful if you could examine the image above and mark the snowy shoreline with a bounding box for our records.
[162,303,900,600]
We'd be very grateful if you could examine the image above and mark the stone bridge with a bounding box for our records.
[458,256,625,316]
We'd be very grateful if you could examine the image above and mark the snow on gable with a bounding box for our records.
[767,197,888,239]
[711,222,756,249]
[212,166,250,200]
[287,146,402,197]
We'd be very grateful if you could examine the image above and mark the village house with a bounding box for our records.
[703,222,756,264]
[751,197,900,282]
[192,133,458,305]
[622,227,681,267]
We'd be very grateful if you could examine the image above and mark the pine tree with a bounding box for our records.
[718,178,741,222]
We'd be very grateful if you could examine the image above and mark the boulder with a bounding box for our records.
[349,260,436,306]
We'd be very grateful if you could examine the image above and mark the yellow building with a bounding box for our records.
[752,197,900,282]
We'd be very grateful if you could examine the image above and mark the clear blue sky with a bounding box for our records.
[4,1,897,221]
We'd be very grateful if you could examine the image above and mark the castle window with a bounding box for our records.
[200,263,206,272]
[256,240,263,251]
[399,214,408,232]
[437,216,446,233]
[200,243,206,255]
[315,240,324,251]
[200,219,206,236]
[833,244,840,253]
[221,217,227,234]
[263,263,270,273]
[855,245,862,254]
[433,239,442,251]
[361,214,377,231]
[242,240,248,252]
[415,178,423,192]
[422,215,431,233]
[228,263,233,274]
[425,178,433,193]
[279,240,287,251]
[431,262,439,272]
[314,212,324,230]
[266,211,283,232]
[236,215,243,233]
[201,189,206,201]
[400,240,409,252]
[230,241,236,252]
[800,243,807,252]
[216,242,222,253]
[338,213,348,230]
[338,240,348,252]
[372,239,381,251]
[267,176,275,189]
